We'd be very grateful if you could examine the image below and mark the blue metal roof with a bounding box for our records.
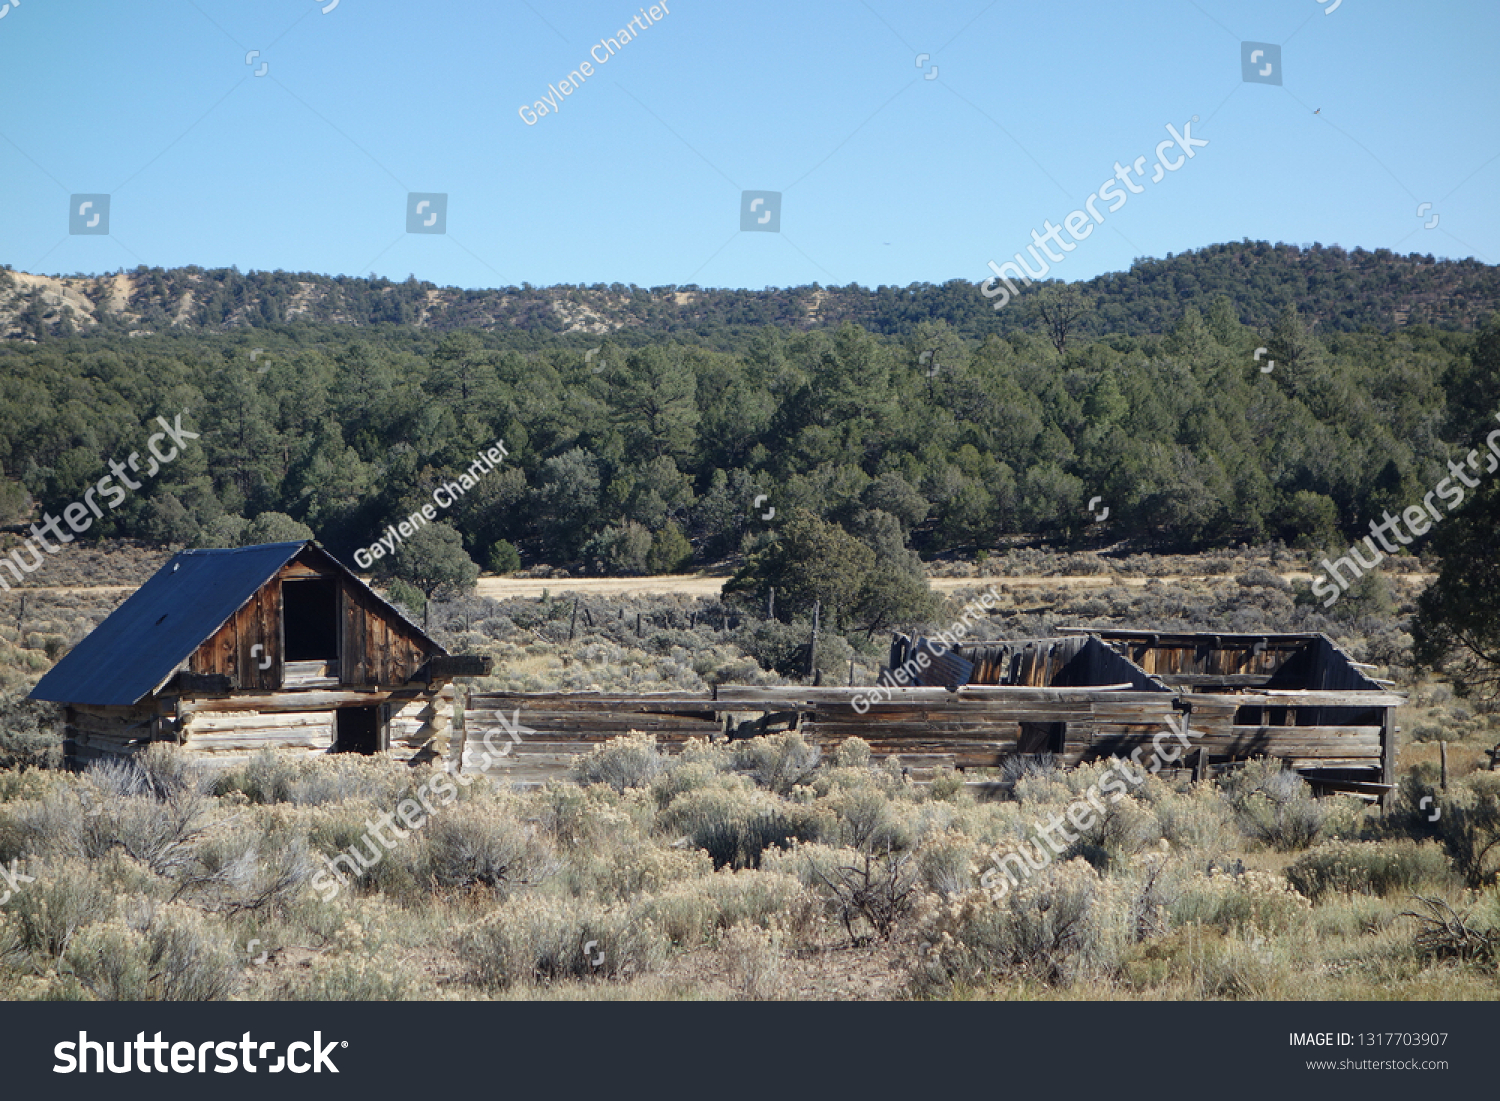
[30,541,308,707]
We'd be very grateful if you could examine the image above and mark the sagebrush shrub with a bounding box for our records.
[6,857,113,960]
[731,732,821,796]
[280,955,425,1001]
[1403,771,1500,888]
[0,691,61,771]
[456,894,665,988]
[572,733,669,793]
[721,922,787,1000]
[421,801,557,896]
[564,838,710,905]
[1221,760,1333,851]
[1170,868,1312,934]
[635,867,817,947]
[907,860,1108,994]
[179,827,316,915]
[659,782,819,870]
[1286,840,1456,901]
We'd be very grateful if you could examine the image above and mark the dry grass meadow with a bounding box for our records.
[0,540,1495,1002]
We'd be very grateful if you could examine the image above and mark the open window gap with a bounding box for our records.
[283,578,340,687]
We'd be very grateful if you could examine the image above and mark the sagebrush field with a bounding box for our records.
[0,544,1496,1001]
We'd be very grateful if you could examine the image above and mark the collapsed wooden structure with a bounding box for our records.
[31,541,490,767]
[460,629,1401,804]
[32,552,1399,807]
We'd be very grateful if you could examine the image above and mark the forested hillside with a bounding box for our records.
[3,241,1497,343]
[1,237,1495,580]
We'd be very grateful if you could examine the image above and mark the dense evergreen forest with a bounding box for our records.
[0,241,1495,578]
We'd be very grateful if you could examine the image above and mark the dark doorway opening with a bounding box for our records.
[284,578,339,662]
[335,706,383,755]
[1017,721,1066,755]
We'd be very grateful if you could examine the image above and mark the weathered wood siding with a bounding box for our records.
[956,636,1164,692]
[340,578,431,687]
[67,685,455,770]
[185,551,435,691]
[458,687,1211,785]
[460,692,723,784]
[457,631,1402,795]
[182,707,336,758]
[1079,630,1400,797]
[64,701,170,765]
[188,577,281,691]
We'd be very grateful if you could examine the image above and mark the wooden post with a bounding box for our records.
[849,660,856,686]
[567,598,579,642]
[1195,746,1209,783]
[767,587,775,621]
[1380,707,1397,813]
[806,600,820,679]
[636,613,643,638]
[583,605,594,629]
[1440,741,1449,791]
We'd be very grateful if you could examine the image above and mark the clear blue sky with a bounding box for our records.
[2,0,1495,291]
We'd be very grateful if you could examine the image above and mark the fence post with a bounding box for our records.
[806,599,820,679]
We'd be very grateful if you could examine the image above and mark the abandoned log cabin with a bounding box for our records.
[30,540,490,767]
[460,628,1402,805]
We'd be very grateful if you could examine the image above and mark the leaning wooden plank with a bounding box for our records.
[1232,690,1406,707]
[180,689,414,714]
[184,730,334,752]
[1284,757,1385,769]
[186,711,337,733]
[1305,777,1395,796]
